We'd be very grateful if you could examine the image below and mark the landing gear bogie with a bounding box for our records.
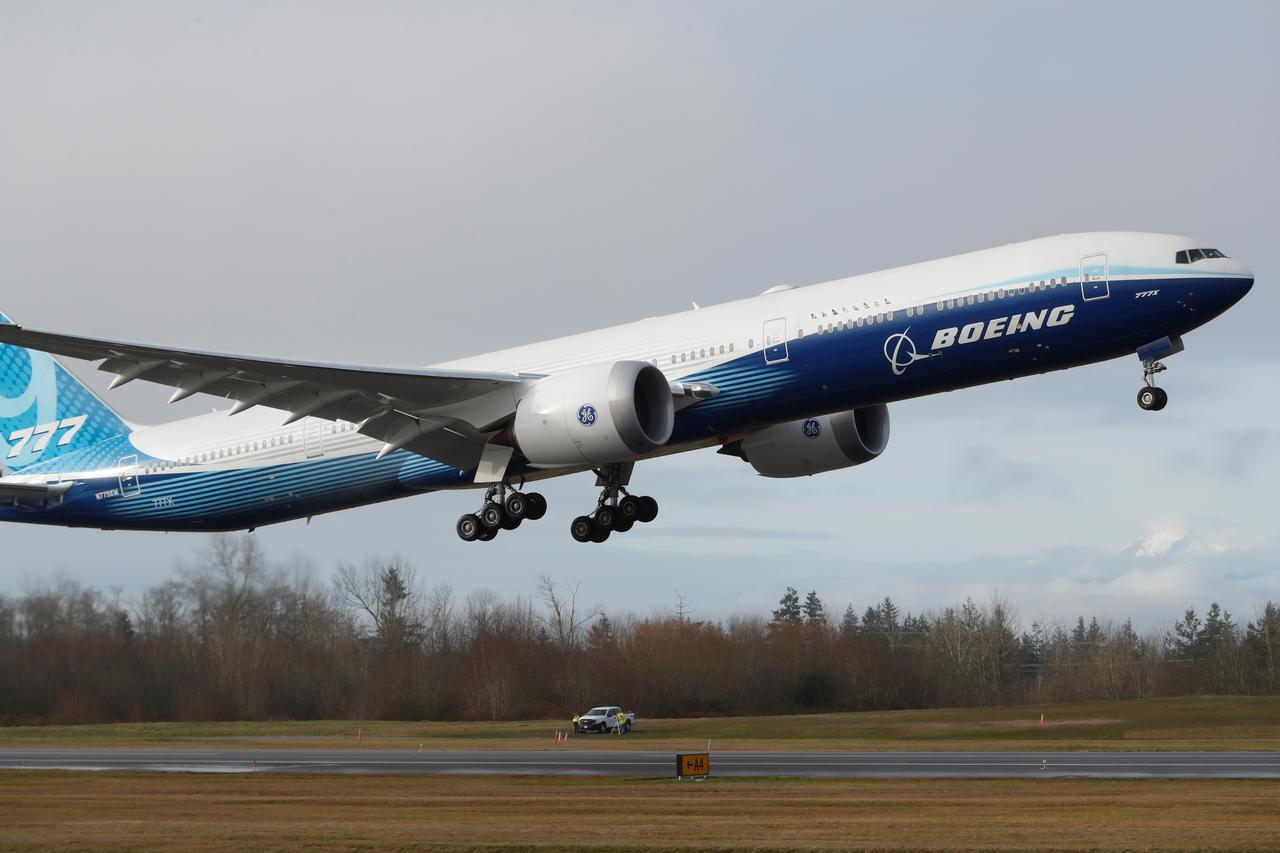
[457,483,549,542]
[568,464,659,543]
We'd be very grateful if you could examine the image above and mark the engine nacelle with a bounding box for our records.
[735,405,890,478]
[513,361,675,466]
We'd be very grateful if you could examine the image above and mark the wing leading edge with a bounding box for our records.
[0,323,541,471]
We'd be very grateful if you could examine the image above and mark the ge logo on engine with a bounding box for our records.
[577,404,597,427]
[802,418,821,439]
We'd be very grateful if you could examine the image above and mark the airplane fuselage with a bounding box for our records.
[0,232,1254,532]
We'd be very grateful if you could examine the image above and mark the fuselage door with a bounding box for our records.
[763,317,789,365]
[304,419,325,459]
[1081,253,1110,301]
[118,454,141,498]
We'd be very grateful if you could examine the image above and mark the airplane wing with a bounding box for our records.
[0,479,72,505]
[0,323,540,471]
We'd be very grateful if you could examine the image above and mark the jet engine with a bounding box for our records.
[512,360,675,466]
[729,404,890,478]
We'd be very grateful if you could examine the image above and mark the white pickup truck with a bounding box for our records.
[573,706,635,734]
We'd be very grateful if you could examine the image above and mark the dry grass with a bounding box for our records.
[1,771,1276,851]
[3,696,1280,752]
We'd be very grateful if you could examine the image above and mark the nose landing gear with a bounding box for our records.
[1137,359,1169,411]
[456,483,547,542]
[570,464,659,543]
[1135,335,1183,412]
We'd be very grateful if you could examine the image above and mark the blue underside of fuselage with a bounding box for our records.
[0,275,1250,532]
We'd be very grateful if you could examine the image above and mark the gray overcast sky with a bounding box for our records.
[1,1,1277,629]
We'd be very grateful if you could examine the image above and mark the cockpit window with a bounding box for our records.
[1176,248,1227,264]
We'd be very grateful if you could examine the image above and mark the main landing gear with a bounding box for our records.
[456,483,548,542]
[1137,358,1169,412]
[570,464,658,544]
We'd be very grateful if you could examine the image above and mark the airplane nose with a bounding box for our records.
[1225,268,1253,304]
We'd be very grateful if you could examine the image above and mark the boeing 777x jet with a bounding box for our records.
[0,232,1253,542]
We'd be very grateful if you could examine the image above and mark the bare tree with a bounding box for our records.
[536,575,599,653]
[335,559,424,646]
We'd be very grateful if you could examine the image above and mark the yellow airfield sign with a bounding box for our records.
[676,752,710,778]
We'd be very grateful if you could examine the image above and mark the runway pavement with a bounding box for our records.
[3,748,1279,778]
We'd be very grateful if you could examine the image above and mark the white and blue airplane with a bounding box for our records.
[0,232,1253,542]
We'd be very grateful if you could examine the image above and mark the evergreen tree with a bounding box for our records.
[1200,602,1234,651]
[771,587,802,624]
[840,604,859,635]
[802,591,826,625]
[587,614,616,652]
[903,613,930,637]
[878,597,900,632]
[1086,616,1103,648]
[862,605,883,634]
[1070,616,1087,650]
[1246,602,1280,691]
[1168,608,1202,658]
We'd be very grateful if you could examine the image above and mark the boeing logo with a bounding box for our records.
[885,305,1076,375]
[883,328,938,376]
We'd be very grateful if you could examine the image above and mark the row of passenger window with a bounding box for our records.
[169,421,362,468]
[806,311,893,336]
[933,276,1070,312]
[178,433,296,466]
[802,276,1071,337]
[661,339,752,366]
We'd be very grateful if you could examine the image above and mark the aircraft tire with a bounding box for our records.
[637,496,659,523]
[504,492,528,520]
[456,514,482,542]
[570,515,595,543]
[480,502,504,528]
[617,495,640,523]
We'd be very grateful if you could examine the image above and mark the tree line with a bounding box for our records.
[1,537,1277,724]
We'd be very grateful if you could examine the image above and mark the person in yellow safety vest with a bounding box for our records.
[572,714,580,731]
[615,710,625,734]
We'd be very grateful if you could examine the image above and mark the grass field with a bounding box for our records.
[2,696,1279,752]
[2,771,1277,851]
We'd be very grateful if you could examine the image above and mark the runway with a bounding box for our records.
[3,748,1279,778]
